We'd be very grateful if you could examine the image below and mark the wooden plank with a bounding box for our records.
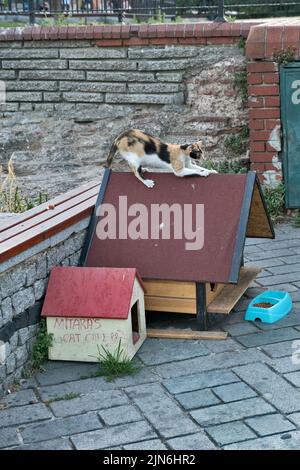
[206,283,224,305]
[145,296,196,314]
[143,279,196,299]
[0,186,100,243]
[0,179,101,234]
[247,182,274,238]
[207,266,261,314]
[0,196,97,263]
[147,328,228,340]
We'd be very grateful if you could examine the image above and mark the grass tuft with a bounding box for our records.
[91,339,142,382]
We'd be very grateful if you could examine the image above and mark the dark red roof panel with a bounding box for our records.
[84,171,255,284]
[41,266,144,319]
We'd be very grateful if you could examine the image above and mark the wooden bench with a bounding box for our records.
[0,179,101,263]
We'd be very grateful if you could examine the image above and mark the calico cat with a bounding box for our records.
[105,129,217,188]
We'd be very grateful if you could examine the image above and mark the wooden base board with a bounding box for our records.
[144,267,260,316]
[147,328,228,340]
[207,266,261,314]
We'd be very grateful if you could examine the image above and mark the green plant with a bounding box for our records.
[174,15,183,23]
[238,36,246,50]
[45,392,80,404]
[234,70,248,105]
[294,210,300,228]
[224,133,248,156]
[0,159,48,213]
[200,158,247,174]
[226,15,236,23]
[92,340,142,382]
[31,319,53,370]
[273,46,296,65]
[262,182,285,221]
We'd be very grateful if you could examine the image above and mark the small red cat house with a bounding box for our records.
[41,267,146,361]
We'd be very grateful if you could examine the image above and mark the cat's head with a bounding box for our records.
[181,141,204,160]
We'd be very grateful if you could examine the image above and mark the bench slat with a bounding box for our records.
[0,195,97,263]
[0,179,101,233]
[0,185,99,243]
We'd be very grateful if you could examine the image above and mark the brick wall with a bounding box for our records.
[246,22,300,185]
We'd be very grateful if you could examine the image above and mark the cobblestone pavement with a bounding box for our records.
[1,223,300,450]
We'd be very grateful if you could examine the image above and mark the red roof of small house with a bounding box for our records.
[41,266,145,320]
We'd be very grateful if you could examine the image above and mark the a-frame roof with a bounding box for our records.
[41,266,144,320]
[81,170,274,284]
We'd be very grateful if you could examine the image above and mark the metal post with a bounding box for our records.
[28,0,36,25]
[214,0,226,23]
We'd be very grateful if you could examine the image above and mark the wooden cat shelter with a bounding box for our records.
[80,169,274,338]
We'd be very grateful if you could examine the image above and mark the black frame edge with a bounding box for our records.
[229,171,256,284]
[79,168,111,267]
[196,282,207,331]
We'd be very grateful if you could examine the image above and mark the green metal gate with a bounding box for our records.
[281,63,300,208]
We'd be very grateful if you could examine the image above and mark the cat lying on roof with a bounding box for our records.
[105,129,217,188]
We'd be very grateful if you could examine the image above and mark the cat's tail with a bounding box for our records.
[104,140,118,168]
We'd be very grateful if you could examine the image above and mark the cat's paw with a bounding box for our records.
[144,179,155,188]
[199,170,210,177]
[209,169,218,174]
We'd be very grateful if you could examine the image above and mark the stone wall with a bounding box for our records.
[0,218,89,395]
[0,23,250,198]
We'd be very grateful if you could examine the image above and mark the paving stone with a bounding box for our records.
[155,349,270,379]
[190,398,274,426]
[19,377,38,390]
[246,414,296,436]
[0,427,21,449]
[213,381,257,402]
[71,421,156,450]
[99,404,142,426]
[175,389,220,410]
[223,322,260,336]
[167,433,216,450]
[137,338,209,365]
[0,389,38,408]
[287,412,300,426]
[204,338,242,353]
[126,383,198,438]
[262,340,299,358]
[39,377,116,401]
[258,272,300,286]
[284,371,300,387]
[124,439,167,450]
[254,312,300,331]
[280,254,300,265]
[206,421,255,446]
[224,431,300,450]
[39,368,158,401]
[270,357,300,374]
[260,283,299,293]
[0,403,52,427]
[21,412,101,444]
[268,264,300,275]
[163,370,238,395]
[233,363,300,413]
[245,259,284,269]
[35,362,100,386]
[246,248,297,262]
[13,438,72,450]
[235,328,300,348]
[49,389,128,418]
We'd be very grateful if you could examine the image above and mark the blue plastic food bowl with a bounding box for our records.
[245,290,292,324]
